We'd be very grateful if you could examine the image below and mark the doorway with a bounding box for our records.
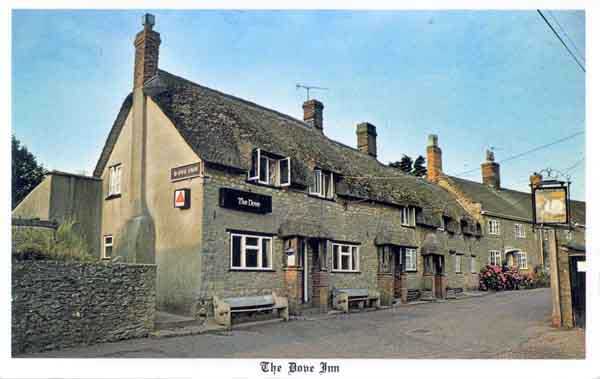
[393,247,404,299]
[569,255,586,328]
[433,255,445,299]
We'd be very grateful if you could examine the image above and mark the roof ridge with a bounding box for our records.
[155,69,414,180]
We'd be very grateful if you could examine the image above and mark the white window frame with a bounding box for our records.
[489,250,502,266]
[332,243,360,273]
[405,247,417,272]
[230,233,273,270]
[108,164,122,196]
[518,252,528,270]
[309,169,334,199]
[400,207,416,227]
[248,148,291,187]
[487,219,500,235]
[470,256,477,273]
[103,235,113,259]
[514,223,526,239]
[455,254,462,273]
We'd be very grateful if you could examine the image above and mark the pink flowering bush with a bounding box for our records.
[479,264,506,291]
[479,264,544,291]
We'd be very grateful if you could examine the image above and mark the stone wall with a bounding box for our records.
[12,260,156,355]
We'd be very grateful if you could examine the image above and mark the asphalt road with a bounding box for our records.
[21,288,582,359]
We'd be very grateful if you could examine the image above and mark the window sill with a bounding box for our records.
[400,224,416,229]
[105,193,121,200]
[405,270,418,273]
[246,180,288,189]
[229,268,276,272]
[307,193,335,202]
[331,270,361,274]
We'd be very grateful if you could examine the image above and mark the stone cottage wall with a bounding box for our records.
[12,261,156,355]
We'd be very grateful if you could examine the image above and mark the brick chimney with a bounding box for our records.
[530,172,543,189]
[481,149,501,189]
[133,13,161,89]
[303,99,324,133]
[356,122,377,158]
[426,134,442,182]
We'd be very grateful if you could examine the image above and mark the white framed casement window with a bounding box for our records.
[470,256,477,273]
[405,247,417,271]
[514,223,526,239]
[108,164,122,196]
[487,219,500,235]
[309,169,334,199]
[489,250,502,266]
[230,233,273,270]
[455,254,462,273]
[248,148,291,187]
[400,207,416,227]
[332,243,359,272]
[103,235,113,259]
[518,252,528,270]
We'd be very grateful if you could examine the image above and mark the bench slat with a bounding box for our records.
[224,295,274,308]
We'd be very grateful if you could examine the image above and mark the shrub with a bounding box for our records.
[13,219,95,262]
[479,264,506,291]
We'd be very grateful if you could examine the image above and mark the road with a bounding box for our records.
[19,288,583,359]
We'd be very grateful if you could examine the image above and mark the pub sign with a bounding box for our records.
[171,162,202,182]
[219,188,272,214]
[532,181,569,225]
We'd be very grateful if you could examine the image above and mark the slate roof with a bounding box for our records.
[94,69,473,222]
[446,176,586,225]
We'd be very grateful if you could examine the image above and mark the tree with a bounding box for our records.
[12,135,46,209]
[389,155,414,174]
[412,155,427,177]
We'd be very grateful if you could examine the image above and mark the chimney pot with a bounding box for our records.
[133,13,161,89]
[356,122,377,158]
[303,99,324,133]
[426,134,442,182]
[481,149,501,189]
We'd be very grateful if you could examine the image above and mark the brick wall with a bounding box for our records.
[12,261,156,355]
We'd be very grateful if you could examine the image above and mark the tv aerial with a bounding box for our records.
[296,83,329,101]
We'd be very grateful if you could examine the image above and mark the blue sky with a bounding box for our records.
[12,10,585,200]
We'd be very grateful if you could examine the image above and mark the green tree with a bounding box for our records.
[389,155,414,174]
[412,155,427,177]
[12,135,46,209]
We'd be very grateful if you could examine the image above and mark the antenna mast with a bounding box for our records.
[296,83,328,101]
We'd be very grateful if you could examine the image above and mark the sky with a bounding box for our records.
[11,10,585,200]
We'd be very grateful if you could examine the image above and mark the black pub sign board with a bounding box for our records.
[219,188,272,214]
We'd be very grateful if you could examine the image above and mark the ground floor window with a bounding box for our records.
[454,254,462,273]
[332,243,359,272]
[405,248,417,272]
[103,235,113,259]
[230,233,272,270]
[518,252,528,270]
[489,250,501,266]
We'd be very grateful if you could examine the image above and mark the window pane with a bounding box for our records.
[351,247,358,271]
[341,255,350,270]
[333,245,339,270]
[249,150,258,179]
[261,239,271,268]
[246,237,258,247]
[314,170,321,194]
[246,248,258,267]
[232,236,242,267]
[323,173,330,197]
[280,158,290,185]
[260,156,268,183]
[269,159,277,184]
[105,246,112,258]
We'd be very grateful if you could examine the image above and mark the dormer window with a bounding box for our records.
[309,168,334,199]
[248,148,290,187]
[400,206,416,227]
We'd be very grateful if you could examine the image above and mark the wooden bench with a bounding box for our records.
[213,292,289,328]
[332,288,381,313]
